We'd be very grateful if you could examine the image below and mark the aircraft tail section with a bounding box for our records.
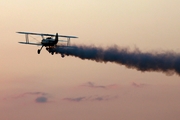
[55,33,58,44]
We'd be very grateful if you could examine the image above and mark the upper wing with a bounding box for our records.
[17,32,55,37]
[19,42,42,46]
[17,32,78,38]
[58,35,78,38]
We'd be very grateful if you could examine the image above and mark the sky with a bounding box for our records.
[1,0,180,120]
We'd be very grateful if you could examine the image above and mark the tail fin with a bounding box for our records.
[54,33,58,44]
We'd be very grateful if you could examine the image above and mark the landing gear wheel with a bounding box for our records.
[37,49,41,54]
[61,54,65,58]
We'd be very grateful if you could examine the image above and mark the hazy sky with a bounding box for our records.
[1,0,180,120]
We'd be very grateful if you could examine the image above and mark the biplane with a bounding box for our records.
[17,32,78,57]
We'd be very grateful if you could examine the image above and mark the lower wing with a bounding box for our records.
[19,42,42,46]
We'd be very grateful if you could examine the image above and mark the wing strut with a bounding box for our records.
[67,38,70,46]
[25,34,29,43]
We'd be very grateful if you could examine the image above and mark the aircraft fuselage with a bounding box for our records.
[41,39,56,46]
[41,33,58,47]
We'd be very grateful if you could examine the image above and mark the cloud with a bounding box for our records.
[35,96,48,103]
[63,95,118,102]
[82,82,106,89]
[13,92,48,99]
[131,82,148,88]
[63,97,86,102]
[92,95,118,101]
[4,92,50,103]
[81,82,119,89]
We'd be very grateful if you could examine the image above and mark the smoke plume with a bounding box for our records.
[54,45,180,75]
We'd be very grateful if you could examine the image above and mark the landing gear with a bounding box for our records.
[37,49,41,54]
[61,54,65,58]
[37,46,44,54]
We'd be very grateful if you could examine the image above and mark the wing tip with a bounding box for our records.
[17,31,28,34]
